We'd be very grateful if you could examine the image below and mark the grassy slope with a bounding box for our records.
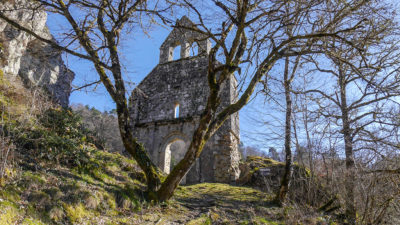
[0,73,336,225]
[0,149,145,224]
[0,157,287,225]
[1,145,288,224]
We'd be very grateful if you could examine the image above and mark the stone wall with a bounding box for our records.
[129,17,240,184]
[0,0,74,107]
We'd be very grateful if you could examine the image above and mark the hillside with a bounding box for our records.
[0,74,339,225]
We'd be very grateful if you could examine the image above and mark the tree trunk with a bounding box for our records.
[156,109,213,201]
[275,57,293,205]
[339,70,356,225]
[116,103,162,193]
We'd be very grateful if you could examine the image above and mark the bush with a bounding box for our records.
[11,108,100,167]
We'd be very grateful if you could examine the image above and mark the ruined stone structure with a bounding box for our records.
[129,16,241,184]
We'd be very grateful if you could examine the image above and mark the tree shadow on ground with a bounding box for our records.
[172,183,283,224]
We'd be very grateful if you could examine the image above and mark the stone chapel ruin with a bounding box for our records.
[129,16,240,184]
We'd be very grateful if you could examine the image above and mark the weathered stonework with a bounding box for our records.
[129,17,240,184]
[0,0,74,107]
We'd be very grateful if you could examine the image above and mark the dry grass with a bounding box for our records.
[0,71,53,186]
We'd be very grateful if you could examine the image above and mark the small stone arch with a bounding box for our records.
[159,132,190,183]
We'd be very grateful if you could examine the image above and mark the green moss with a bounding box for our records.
[0,186,21,202]
[21,217,46,225]
[297,165,311,177]
[101,191,117,210]
[254,217,283,225]
[186,214,212,225]
[21,171,46,189]
[72,168,95,184]
[63,203,90,223]
[0,200,22,224]
[177,183,271,202]
[240,220,250,225]
[91,167,114,183]
[0,93,8,103]
[75,148,145,188]
[0,69,6,85]
[246,156,284,168]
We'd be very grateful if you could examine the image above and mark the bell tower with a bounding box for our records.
[159,16,211,63]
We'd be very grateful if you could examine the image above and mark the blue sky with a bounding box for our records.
[67,28,170,112]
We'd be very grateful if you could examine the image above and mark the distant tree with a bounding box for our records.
[72,104,125,153]
[245,145,266,158]
[268,147,279,161]
[238,141,246,159]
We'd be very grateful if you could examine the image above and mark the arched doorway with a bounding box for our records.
[162,137,188,184]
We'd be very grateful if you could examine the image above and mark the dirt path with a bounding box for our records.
[135,183,283,225]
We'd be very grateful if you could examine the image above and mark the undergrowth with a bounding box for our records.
[0,74,343,224]
[0,105,148,224]
[0,74,148,224]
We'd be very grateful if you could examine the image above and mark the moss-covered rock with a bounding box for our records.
[238,156,285,191]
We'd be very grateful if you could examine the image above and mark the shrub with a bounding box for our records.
[11,108,99,167]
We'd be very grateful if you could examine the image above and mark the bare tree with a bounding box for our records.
[270,0,309,204]
[300,7,400,221]
[0,0,387,204]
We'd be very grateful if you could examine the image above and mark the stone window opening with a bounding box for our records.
[190,42,199,56]
[174,103,180,118]
[173,45,181,60]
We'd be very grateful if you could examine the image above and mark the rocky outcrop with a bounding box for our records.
[0,0,74,107]
[239,156,337,207]
[238,156,285,192]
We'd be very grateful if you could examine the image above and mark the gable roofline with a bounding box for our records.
[160,16,197,48]
[159,16,211,64]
